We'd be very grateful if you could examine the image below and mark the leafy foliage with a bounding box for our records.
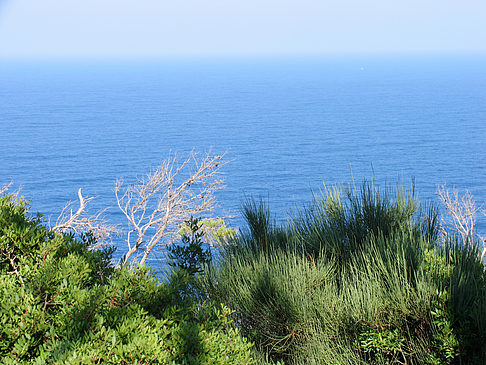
[168,217,212,276]
[0,193,254,364]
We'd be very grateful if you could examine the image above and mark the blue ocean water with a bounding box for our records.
[1,56,485,262]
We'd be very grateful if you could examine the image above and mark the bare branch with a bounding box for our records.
[437,185,486,261]
[116,151,227,266]
[0,181,21,200]
[437,185,479,243]
[1,249,24,285]
[0,181,13,195]
[53,188,120,249]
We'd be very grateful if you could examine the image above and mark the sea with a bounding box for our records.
[1,55,485,264]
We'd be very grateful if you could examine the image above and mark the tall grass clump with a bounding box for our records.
[201,181,486,364]
[291,182,422,259]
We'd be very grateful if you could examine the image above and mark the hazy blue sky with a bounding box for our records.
[0,0,485,59]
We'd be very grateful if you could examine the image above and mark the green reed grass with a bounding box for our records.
[200,180,486,364]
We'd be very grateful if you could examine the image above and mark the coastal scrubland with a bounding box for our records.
[1,180,485,364]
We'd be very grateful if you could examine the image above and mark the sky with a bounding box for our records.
[0,0,485,59]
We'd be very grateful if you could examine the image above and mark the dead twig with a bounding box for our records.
[116,151,226,266]
[0,181,13,195]
[437,185,486,260]
[53,188,119,249]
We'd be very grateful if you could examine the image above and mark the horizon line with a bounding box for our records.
[1,51,486,63]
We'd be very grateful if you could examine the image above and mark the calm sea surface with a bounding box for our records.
[1,56,485,262]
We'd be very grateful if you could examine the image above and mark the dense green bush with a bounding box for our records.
[0,193,254,364]
[202,182,486,364]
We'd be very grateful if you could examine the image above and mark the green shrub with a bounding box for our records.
[0,193,255,364]
[168,217,212,277]
[203,181,486,364]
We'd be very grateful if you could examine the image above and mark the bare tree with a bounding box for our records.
[0,181,13,195]
[0,181,22,199]
[115,151,226,266]
[53,188,119,250]
[437,185,486,260]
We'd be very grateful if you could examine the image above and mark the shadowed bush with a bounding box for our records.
[202,181,486,364]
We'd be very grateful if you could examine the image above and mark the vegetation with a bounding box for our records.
[53,151,226,266]
[202,182,486,364]
[2,179,486,364]
[0,192,254,364]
